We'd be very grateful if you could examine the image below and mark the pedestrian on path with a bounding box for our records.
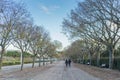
[65,59,68,67]
[68,59,71,67]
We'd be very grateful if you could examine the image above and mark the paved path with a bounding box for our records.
[0,61,101,80]
[31,61,101,80]
[0,63,39,74]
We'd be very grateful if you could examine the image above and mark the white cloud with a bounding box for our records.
[40,5,50,14]
[39,5,60,14]
[51,5,60,10]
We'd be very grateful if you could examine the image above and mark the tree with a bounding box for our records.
[34,27,50,67]
[62,0,120,69]
[53,40,62,51]
[28,25,50,68]
[0,0,29,69]
[46,42,57,64]
[64,40,85,63]
[12,19,32,70]
[28,26,41,68]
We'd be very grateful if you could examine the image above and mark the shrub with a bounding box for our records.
[2,61,20,66]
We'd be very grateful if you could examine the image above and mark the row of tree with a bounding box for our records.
[0,0,61,70]
[62,0,120,69]
[64,39,120,67]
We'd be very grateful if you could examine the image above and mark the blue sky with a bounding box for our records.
[21,0,79,48]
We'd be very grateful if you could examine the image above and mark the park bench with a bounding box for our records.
[101,64,106,68]
[87,62,90,65]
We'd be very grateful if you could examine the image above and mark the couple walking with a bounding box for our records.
[65,59,71,67]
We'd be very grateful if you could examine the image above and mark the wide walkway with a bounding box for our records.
[32,61,101,80]
[0,61,101,80]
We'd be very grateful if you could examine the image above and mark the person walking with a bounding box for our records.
[65,59,68,67]
[68,59,71,67]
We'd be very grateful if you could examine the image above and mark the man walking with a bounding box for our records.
[68,59,71,67]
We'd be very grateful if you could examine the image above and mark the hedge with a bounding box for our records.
[76,57,120,70]
[90,58,120,70]
[2,61,33,66]
[113,58,120,70]
[2,61,20,66]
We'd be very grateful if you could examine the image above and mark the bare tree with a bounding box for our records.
[28,26,41,68]
[38,30,51,67]
[46,41,58,64]
[12,19,32,70]
[62,0,120,69]
[28,26,50,67]
[64,40,85,63]
[53,40,62,50]
[0,0,29,69]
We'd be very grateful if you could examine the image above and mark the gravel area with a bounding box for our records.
[0,64,53,80]
[75,63,120,80]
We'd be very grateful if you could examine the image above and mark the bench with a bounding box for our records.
[101,64,106,68]
[87,62,90,65]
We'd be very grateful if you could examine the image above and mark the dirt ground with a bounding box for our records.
[0,65,53,80]
[75,63,120,80]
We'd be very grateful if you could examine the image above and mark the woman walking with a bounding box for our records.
[65,59,68,67]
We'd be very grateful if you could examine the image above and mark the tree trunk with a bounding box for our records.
[108,46,114,69]
[50,57,52,64]
[89,52,92,65]
[21,51,24,71]
[39,57,41,67]
[82,55,85,64]
[97,52,100,67]
[32,55,36,68]
[0,47,5,69]
[43,56,45,66]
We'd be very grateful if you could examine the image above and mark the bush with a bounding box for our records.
[15,61,21,65]
[24,61,32,64]
[90,57,120,69]
[2,61,20,66]
[113,58,120,70]
[2,61,34,66]
[4,50,33,58]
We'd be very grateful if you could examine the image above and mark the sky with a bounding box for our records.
[22,0,80,48]
[8,0,80,50]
